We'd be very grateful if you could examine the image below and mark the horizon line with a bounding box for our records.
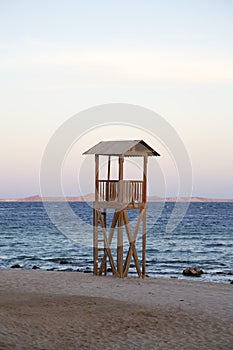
[0,194,233,203]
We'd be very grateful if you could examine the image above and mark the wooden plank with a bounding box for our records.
[133,208,145,240]
[99,210,119,274]
[103,208,107,275]
[123,210,133,276]
[95,155,99,202]
[99,211,116,273]
[123,243,133,277]
[122,210,143,277]
[93,208,98,275]
[143,155,148,203]
[106,156,111,201]
[108,210,119,245]
[125,207,143,277]
[131,244,141,277]
[124,151,149,157]
[98,211,118,276]
[125,180,143,183]
[108,156,111,180]
[142,208,146,278]
[118,156,124,203]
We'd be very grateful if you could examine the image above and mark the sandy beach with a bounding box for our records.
[0,269,232,349]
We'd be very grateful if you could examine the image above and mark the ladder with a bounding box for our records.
[97,210,107,275]
[93,208,119,276]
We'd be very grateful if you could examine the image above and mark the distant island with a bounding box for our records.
[0,194,233,202]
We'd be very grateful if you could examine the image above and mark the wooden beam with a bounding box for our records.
[142,155,147,277]
[95,155,99,202]
[106,211,119,246]
[99,210,119,274]
[93,208,98,275]
[103,209,107,275]
[106,156,111,201]
[117,155,124,277]
[143,155,148,203]
[124,151,149,157]
[98,211,118,276]
[122,209,144,277]
[107,156,111,180]
[118,155,124,203]
[123,246,141,278]
[142,208,146,278]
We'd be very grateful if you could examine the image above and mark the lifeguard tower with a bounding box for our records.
[83,140,160,278]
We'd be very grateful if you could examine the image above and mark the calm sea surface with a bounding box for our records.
[0,202,232,283]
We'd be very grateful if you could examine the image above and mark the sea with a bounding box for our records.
[0,202,232,283]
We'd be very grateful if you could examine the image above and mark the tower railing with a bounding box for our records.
[97,180,143,203]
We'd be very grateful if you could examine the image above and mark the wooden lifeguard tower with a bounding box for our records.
[83,140,160,278]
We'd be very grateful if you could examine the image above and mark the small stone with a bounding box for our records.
[32,265,40,270]
[183,267,203,277]
[230,281,233,284]
[10,264,21,269]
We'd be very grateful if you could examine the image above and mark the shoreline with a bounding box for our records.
[0,269,232,349]
[3,265,233,285]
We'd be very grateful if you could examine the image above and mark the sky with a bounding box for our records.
[0,0,233,199]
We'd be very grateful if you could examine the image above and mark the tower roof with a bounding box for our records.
[83,140,160,157]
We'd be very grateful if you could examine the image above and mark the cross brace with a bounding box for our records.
[93,207,146,278]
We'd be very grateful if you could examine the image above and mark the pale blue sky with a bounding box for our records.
[1,0,233,198]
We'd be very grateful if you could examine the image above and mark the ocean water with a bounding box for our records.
[0,202,232,283]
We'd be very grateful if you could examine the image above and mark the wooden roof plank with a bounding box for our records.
[83,140,160,157]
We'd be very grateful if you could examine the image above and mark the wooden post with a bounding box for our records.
[93,155,99,275]
[123,209,143,278]
[117,211,123,277]
[117,155,124,277]
[108,156,111,180]
[95,155,99,202]
[93,208,98,275]
[142,155,148,277]
[143,155,148,203]
[118,155,124,202]
[142,208,146,278]
[106,156,111,201]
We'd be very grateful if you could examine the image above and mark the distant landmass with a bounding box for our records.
[0,194,232,202]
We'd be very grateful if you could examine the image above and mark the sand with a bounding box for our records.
[0,269,232,349]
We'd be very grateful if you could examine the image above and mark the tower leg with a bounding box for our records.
[93,208,98,275]
[103,209,107,275]
[142,208,146,278]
